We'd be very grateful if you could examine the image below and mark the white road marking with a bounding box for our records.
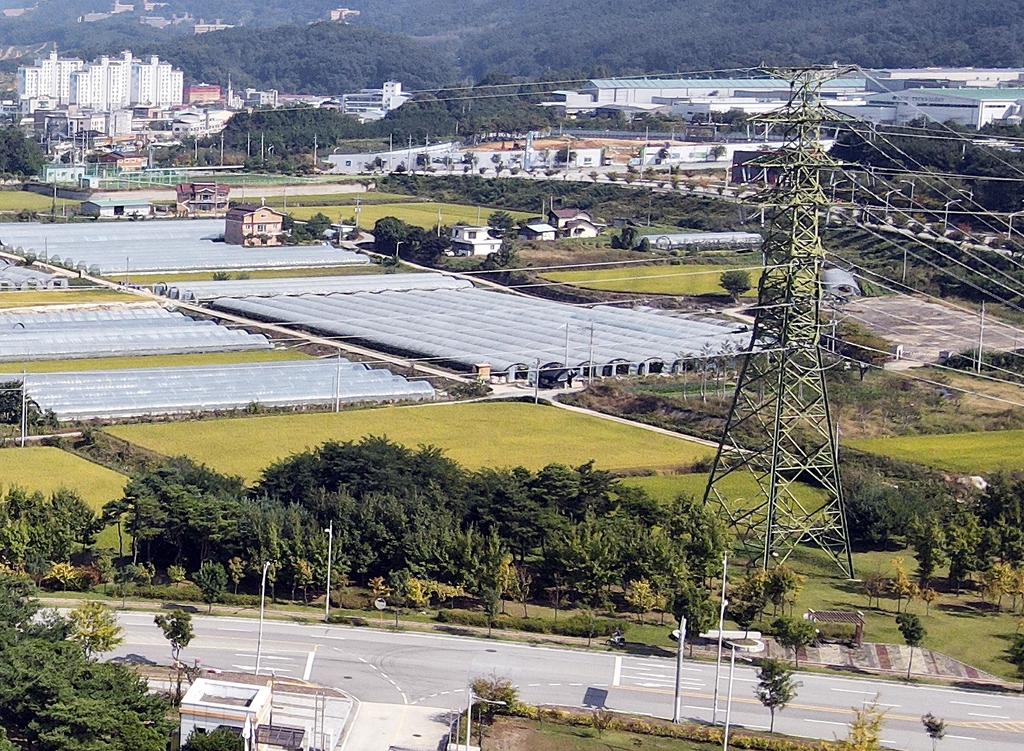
[235,654,292,661]
[528,684,540,687]
[302,651,316,681]
[804,719,848,727]
[967,712,1010,719]
[612,655,622,687]
[683,705,710,712]
[216,628,250,632]
[950,701,1001,708]
[946,736,977,741]
[869,702,901,708]
[831,688,877,695]
[570,683,582,686]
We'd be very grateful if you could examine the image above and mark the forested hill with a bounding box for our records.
[362,0,1024,79]
[4,0,1024,88]
[94,24,457,93]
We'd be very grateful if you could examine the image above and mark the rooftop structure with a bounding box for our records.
[639,231,764,251]
[0,220,371,274]
[176,182,230,218]
[832,88,1024,129]
[20,359,434,420]
[212,287,750,379]
[0,306,271,362]
[341,81,409,123]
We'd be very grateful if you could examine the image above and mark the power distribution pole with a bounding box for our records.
[702,67,855,578]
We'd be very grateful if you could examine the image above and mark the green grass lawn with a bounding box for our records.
[260,192,417,207]
[0,191,80,212]
[286,201,532,229]
[0,349,310,374]
[542,264,759,296]
[847,430,1024,474]
[488,717,716,751]
[106,402,713,484]
[0,288,135,308]
[0,446,126,548]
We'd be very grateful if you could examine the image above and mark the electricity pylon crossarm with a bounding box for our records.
[702,66,855,579]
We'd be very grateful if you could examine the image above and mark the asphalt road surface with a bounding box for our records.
[112,613,1024,751]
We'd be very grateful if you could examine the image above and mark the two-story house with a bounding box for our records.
[176,182,230,217]
[547,208,601,238]
[449,225,502,257]
[224,204,285,246]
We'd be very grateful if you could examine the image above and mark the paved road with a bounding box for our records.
[113,613,1024,751]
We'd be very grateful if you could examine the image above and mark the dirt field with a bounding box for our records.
[844,296,1024,363]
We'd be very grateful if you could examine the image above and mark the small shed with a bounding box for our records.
[80,198,152,219]
[805,609,865,646]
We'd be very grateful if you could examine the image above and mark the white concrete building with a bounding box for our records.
[450,226,501,256]
[832,88,1024,129]
[341,81,409,122]
[130,55,184,108]
[868,68,1024,92]
[17,51,84,106]
[179,679,272,747]
[171,108,233,136]
[70,51,133,111]
[326,141,459,174]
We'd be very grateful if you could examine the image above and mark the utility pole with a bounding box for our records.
[313,133,318,172]
[702,67,855,578]
[324,520,334,622]
[672,616,687,723]
[976,301,986,374]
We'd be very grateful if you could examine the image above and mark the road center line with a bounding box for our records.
[950,701,1001,708]
[967,712,1010,719]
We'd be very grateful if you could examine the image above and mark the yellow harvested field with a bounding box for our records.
[0,288,134,308]
[107,402,712,484]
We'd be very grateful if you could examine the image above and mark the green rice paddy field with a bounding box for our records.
[542,264,760,296]
[286,202,532,228]
[0,348,309,374]
[848,430,1024,474]
[0,191,80,212]
[106,402,713,484]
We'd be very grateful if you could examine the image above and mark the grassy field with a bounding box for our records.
[847,430,1024,473]
[542,264,760,296]
[121,265,392,284]
[106,402,713,483]
[488,717,714,751]
[623,472,827,510]
[0,447,126,548]
[286,201,532,229]
[260,192,416,207]
[0,349,310,374]
[0,191,80,212]
[0,288,134,308]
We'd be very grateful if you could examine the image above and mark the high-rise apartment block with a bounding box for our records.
[18,49,184,112]
[17,51,84,105]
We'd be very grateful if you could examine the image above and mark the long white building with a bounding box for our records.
[19,50,183,112]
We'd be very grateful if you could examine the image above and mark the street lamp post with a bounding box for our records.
[255,562,271,676]
[722,643,737,751]
[672,616,688,723]
[900,178,915,206]
[324,521,334,622]
[883,189,897,224]
[711,554,728,725]
[463,693,505,751]
[943,199,960,231]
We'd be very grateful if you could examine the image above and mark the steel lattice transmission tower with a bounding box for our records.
[702,66,854,579]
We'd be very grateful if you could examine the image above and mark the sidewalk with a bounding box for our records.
[342,703,452,751]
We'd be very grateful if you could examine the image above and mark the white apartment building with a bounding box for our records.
[131,55,184,108]
[70,51,133,111]
[17,51,84,105]
[20,50,183,112]
[341,81,409,122]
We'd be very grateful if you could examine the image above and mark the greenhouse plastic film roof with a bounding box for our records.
[0,306,271,362]
[21,359,434,420]
[0,220,371,274]
[160,272,471,301]
[212,287,751,376]
[0,261,67,290]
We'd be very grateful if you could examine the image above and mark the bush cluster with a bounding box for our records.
[436,608,626,637]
